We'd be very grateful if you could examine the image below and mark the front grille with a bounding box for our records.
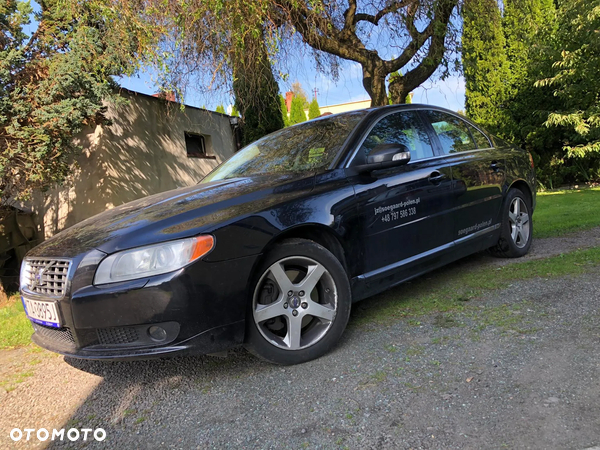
[97,327,139,345]
[22,258,71,298]
[33,323,75,346]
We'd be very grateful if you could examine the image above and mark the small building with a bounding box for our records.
[315,99,372,116]
[24,89,238,241]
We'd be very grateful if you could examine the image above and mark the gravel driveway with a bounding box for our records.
[2,228,600,450]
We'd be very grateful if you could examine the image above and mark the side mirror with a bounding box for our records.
[355,144,411,173]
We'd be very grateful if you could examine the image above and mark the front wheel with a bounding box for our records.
[245,239,351,365]
[490,188,533,258]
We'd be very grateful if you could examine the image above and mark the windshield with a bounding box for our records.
[202,111,367,182]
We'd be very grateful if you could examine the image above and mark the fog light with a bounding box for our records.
[148,326,167,342]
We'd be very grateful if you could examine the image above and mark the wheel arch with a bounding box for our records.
[260,224,350,276]
[242,224,352,357]
[244,224,350,305]
[508,179,534,210]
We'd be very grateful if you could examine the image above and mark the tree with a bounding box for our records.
[387,71,412,105]
[291,81,309,108]
[279,94,290,127]
[0,0,154,208]
[460,0,586,186]
[500,0,557,139]
[462,0,509,133]
[272,0,460,106]
[230,105,240,117]
[215,105,226,114]
[537,0,600,161]
[308,98,321,120]
[499,0,569,186]
[232,30,284,145]
[131,1,284,146]
[289,96,307,125]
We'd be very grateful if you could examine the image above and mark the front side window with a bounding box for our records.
[202,111,367,182]
[424,111,477,154]
[351,111,434,166]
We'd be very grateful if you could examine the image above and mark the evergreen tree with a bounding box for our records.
[308,98,321,120]
[536,0,600,175]
[501,0,564,185]
[461,0,574,186]
[215,105,226,114]
[291,82,309,109]
[230,105,240,117]
[279,94,290,127]
[289,96,306,125]
[0,0,154,206]
[462,0,509,132]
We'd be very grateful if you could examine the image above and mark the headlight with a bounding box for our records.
[94,236,214,285]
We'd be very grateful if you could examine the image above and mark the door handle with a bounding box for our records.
[428,171,446,184]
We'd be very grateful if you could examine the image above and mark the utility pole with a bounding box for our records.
[313,87,318,100]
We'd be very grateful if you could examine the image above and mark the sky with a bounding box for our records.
[118,60,466,114]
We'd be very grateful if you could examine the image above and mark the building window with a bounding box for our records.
[185,132,215,159]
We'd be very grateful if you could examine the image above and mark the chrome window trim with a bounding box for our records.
[348,143,496,168]
[344,108,495,169]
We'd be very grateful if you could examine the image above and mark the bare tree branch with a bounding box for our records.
[354,0,413,26]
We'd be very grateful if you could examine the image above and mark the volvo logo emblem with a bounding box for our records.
[290,295,301,309]
[30,261,55,289]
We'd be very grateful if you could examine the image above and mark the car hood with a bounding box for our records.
[29,173,315,258]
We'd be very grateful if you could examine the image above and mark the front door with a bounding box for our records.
[348,110,455,279]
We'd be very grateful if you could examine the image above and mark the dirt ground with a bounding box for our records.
[1,228,599,450]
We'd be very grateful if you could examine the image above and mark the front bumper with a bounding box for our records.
[24,253,257,360]
[31,321,244,360]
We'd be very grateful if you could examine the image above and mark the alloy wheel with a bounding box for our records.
[252,256,338,350]
[508,197,530,248]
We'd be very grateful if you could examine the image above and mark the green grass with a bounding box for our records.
[352,246,600,327]
[0,295,33,349]
[534,187,600,238]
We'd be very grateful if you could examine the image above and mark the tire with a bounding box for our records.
[489,188,533,258]
[245,238,351,365]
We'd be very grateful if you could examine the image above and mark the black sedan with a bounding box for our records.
[20,105,535,365]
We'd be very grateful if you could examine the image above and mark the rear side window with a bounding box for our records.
[469,125,492,149]
[424,111,477,154]
[352,111,434,165]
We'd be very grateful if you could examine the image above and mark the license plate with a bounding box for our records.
[22,297,61,328]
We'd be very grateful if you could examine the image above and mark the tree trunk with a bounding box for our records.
[388,76,410,105]
[362,61,389,107]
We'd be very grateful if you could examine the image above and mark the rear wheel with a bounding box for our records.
[490,188,532,258]
[245,239,351,365]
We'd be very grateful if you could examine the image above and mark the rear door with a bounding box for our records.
[420,110,505,242]
[348,110,455,277]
